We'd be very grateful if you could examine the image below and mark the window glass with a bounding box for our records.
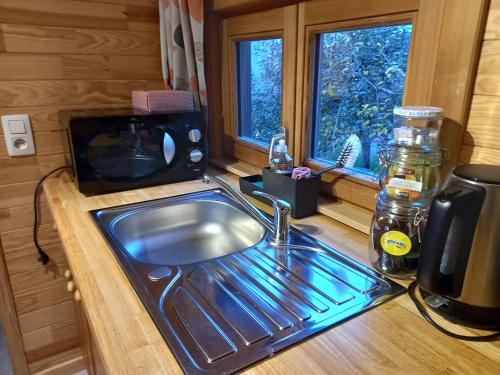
[237,38,283,145]
[311,24,413,174]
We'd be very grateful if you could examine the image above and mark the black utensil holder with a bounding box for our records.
[239,168,320,219]
[238,175,269,205]
[262,167,320,218]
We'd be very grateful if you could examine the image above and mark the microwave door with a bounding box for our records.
[87,124,171,181]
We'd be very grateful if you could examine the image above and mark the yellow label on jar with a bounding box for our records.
[380,231,412,256]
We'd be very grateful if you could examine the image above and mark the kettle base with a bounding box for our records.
[420,289,500,330]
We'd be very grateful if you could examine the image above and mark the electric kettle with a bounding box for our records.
[417,164,500,328]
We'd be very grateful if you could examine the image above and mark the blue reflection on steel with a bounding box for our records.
[90,189,405,375]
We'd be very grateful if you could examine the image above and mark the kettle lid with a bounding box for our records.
[454,164,500,185]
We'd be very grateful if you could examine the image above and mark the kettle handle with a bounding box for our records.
[417,183,485,297]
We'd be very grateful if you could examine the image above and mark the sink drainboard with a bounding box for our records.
[90,190,405,374]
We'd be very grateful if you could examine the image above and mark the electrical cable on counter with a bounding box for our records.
[34,166,70,264]
[408,281,500,342]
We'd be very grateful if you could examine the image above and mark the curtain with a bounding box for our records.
[159,0,207,113]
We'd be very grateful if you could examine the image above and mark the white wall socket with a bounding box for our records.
[1,114,36,156]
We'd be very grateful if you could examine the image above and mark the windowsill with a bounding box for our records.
[209,158,372,234]
[236,136,269,151]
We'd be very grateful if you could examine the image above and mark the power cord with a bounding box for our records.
[34,166,69,265]
[408,281,500,342]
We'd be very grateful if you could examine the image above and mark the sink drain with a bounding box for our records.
[148,266,172,281]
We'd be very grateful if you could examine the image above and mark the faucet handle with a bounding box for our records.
[252,191,291,213]
[252,191,291,244]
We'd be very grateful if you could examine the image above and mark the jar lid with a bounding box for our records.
[376,192,430,216]
[393,106,444,119]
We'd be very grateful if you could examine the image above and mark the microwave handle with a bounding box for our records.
[163,132,176,165]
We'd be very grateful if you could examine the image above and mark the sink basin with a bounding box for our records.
[91,189,404,375]
[111,200,265,265]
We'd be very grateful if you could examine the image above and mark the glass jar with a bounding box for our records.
[393,106,444,146]
[369,193,428,279]
[378,143,443,201]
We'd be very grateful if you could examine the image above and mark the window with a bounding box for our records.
[237,38,283,145]
[219,1,486,212]
[311,24,413,174]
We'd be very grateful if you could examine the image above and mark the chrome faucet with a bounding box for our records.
[202,174,291,244]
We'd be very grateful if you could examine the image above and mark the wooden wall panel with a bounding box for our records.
[0,134,7,158]
[0,80,162,108]
[15,285,73,316]
[0,241,29,374]
[23,320,80,363]
[18,301,75,334]
[0,0,159,31]
[32,132,66,156]
[463,95,500,149]
[0,54,162,80]
[9,264,68,298]
[0,155,66,183]
[484,0,500,40]
[28,347,84,375]
[474,39,500,96]
[0,181,47,209]
[126,5,161,31]
[424,0,489,172]
[0,0,162,371]
[0,24,160,56]
[0,202,53,233]
[460,0,500,166]
[0,105,131,132]
[5,244,68,275]
[460,144,500,164]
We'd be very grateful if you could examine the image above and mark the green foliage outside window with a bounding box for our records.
[313,24,413,173]
[237,25,412,175]
[238,38,282,144]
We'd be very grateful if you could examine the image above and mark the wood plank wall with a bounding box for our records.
[0,0,162,373]
[461,0,500,165]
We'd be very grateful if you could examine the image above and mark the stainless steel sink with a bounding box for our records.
[91,189,404,375]
[111,200,265,265]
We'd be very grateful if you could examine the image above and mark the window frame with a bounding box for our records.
[236,36,284,145]
[217,0,488,212]
[231,31,285,155]
[221,6,298,166]
[301,13,417,189]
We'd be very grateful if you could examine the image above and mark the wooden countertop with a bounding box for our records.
[44,170,500,375]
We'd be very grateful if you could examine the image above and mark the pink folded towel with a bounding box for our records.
[132,90,194,112]
[291,167,312,180]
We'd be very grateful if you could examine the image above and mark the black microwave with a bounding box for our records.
[63,110,207,196]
